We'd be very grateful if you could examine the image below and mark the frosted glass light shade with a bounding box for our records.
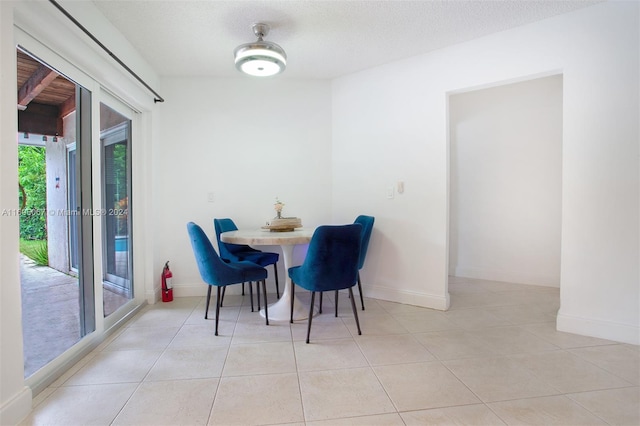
[234,41,287,77]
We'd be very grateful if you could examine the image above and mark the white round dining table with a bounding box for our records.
[220,228,316,321]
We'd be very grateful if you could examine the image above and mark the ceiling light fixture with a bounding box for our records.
[234,23,286,77]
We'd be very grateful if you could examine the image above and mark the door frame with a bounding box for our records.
[15,28,147,395]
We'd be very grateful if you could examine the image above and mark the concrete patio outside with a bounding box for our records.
[20,255,128,377]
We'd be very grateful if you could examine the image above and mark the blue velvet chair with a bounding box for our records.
[187,222,268,335]
[318,215,375,313]
[354,215,375,310]
[288,224,362,343]
[214,218,280,302]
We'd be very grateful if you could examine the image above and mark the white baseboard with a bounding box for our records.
[173,283,208,298]
[172,283,249,298]
[557,310,640,345]
[168,276,282,299]
[172,282,451,311]
[454,266,560,288]
[146,287,160,304]
[0,386,31,425]
[366,284,450,311]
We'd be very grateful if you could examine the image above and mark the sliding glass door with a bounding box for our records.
[17,41,141,384]
[101,101,134,317]
[18,48,95,376]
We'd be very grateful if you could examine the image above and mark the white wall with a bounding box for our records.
[46,112,75,273]
[332,1,639,343]
[332,69,451,309]
[449,75,563,287]
[155,78,333,296]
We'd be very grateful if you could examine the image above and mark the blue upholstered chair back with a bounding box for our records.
[354,215,375,269]
[214,218,256,260]
[187,222,241,286]
[293,224,362,292]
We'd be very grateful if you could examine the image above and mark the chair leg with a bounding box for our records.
[318,292,323,314]
[348,287,362,335]
[357,272,365,310]
[262,279,269,325]
[273,263,280,298]
[306,291,316,344]
[335,290,339,317]
[205,286,212,319]
[220,286,226,307]
[256,281,261,311]
[249,280,254,312]
[215,286,222,336]
[290,280,295,323]
[242,282,245,295]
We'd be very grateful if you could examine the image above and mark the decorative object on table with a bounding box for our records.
[262,197,303,232]
[288,224,363,343]
[187,222,269,335]
[214,218,281,301]
[274,197,284,219]
[262,217,303,232]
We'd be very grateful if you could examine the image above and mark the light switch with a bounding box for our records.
[207,192,215,203]
[397,181,405,194]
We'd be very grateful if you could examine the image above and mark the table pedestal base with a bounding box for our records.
[260,293,319,321]
[220,229,317,322]
[260,297,318,321]
[258,243,320,321]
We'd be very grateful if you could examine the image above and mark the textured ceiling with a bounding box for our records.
[92,0,601,79]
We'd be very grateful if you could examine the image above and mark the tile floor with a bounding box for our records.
[21,277,639,425]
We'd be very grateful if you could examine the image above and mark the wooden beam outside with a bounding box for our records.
[17,65,59,108]
[100,102,128,131]
[18,102,61,136]
[59,94,76,119]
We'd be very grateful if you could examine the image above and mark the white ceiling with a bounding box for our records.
[92,0,601,80]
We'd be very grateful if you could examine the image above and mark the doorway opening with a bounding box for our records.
[448,75,563,300]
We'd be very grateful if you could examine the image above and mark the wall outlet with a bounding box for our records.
[387,186,395,199]
[207,192,215,203]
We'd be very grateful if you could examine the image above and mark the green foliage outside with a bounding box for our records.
[18,145,47,241]
[108,142,129,235]
[19,239,49,266]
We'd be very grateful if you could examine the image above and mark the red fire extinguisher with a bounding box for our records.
[161,261,173,302]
